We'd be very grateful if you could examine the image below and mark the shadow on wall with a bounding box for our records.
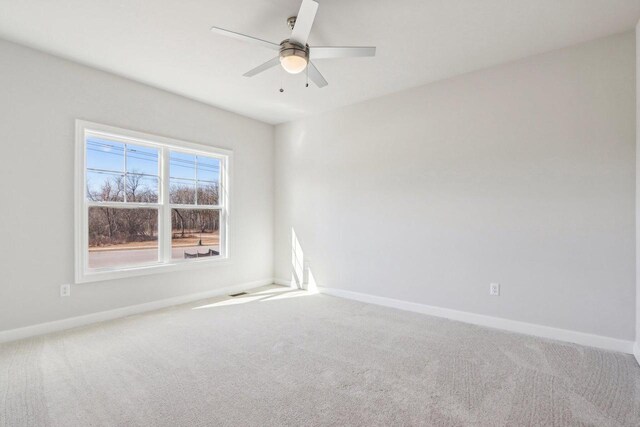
[290,228,317,292]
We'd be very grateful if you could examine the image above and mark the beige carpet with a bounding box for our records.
[1,285,639,426]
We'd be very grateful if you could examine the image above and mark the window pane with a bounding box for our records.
[126,174,158,203]
[88,207,159,269]
[170,152,196,180]
[86,138,125,172]
[87,171,124,202]
[170,178,196,204]
[126,145,158,176]
[171,209,220,260]
[197,182,219,205]
[197,156,220,183]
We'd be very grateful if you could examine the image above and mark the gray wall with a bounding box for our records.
[0,39,274,331]
[275,32,636,341]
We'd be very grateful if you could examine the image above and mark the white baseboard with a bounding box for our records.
[0,278,277,344]
[634,342,640,366]
[274,277,295,287]
[4,280,633,356]
[318,286,634,354]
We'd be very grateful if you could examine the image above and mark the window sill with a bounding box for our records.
[76,256,231,284]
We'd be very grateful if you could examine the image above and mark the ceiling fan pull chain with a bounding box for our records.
[279,67,285,93]
[306,65,309,87]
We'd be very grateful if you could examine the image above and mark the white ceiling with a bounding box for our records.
[0,1,638,124]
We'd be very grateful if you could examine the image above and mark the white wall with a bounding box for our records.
[0,39,274,332]
[275,32,636,341]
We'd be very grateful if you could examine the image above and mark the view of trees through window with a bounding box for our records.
[88,207,159,268]
[85,136,222,269]
[169,151,221,259]
[171,209,220,260]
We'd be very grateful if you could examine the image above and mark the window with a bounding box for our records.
[75,120,230,283]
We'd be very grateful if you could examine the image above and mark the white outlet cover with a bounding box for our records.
[60,284,71,297]
[490,283,500,296]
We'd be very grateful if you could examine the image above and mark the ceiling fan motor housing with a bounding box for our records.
[279,40,309,74]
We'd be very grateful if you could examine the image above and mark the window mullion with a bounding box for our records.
[194,155,198,205]
[168,204,222,210]
[220,157,227,258]
[84,205,162,210]
[161,148,172,263]
[123,143,127,203]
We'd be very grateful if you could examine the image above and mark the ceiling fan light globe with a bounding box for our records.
[280,55,307,74]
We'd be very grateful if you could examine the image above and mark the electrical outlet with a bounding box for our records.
[60,284,71,297]
[489,283,500,296]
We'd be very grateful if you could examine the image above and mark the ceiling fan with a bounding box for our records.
[210,0,376,88]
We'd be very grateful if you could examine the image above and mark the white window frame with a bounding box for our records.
[75,120,231,283]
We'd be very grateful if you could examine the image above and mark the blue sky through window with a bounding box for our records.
[170,151,196,180]
[86,137,159,201]
[169,151,220,184]
[86,137,125,172]
[127,145,159,176]
[86,137,159,175]
[86,136,220,203]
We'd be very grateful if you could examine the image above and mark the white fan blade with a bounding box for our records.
[310,46,376,59]
[290,0,318,46]
[210,26,280,51]
[243,57,281,77]
[308,62,327,88]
